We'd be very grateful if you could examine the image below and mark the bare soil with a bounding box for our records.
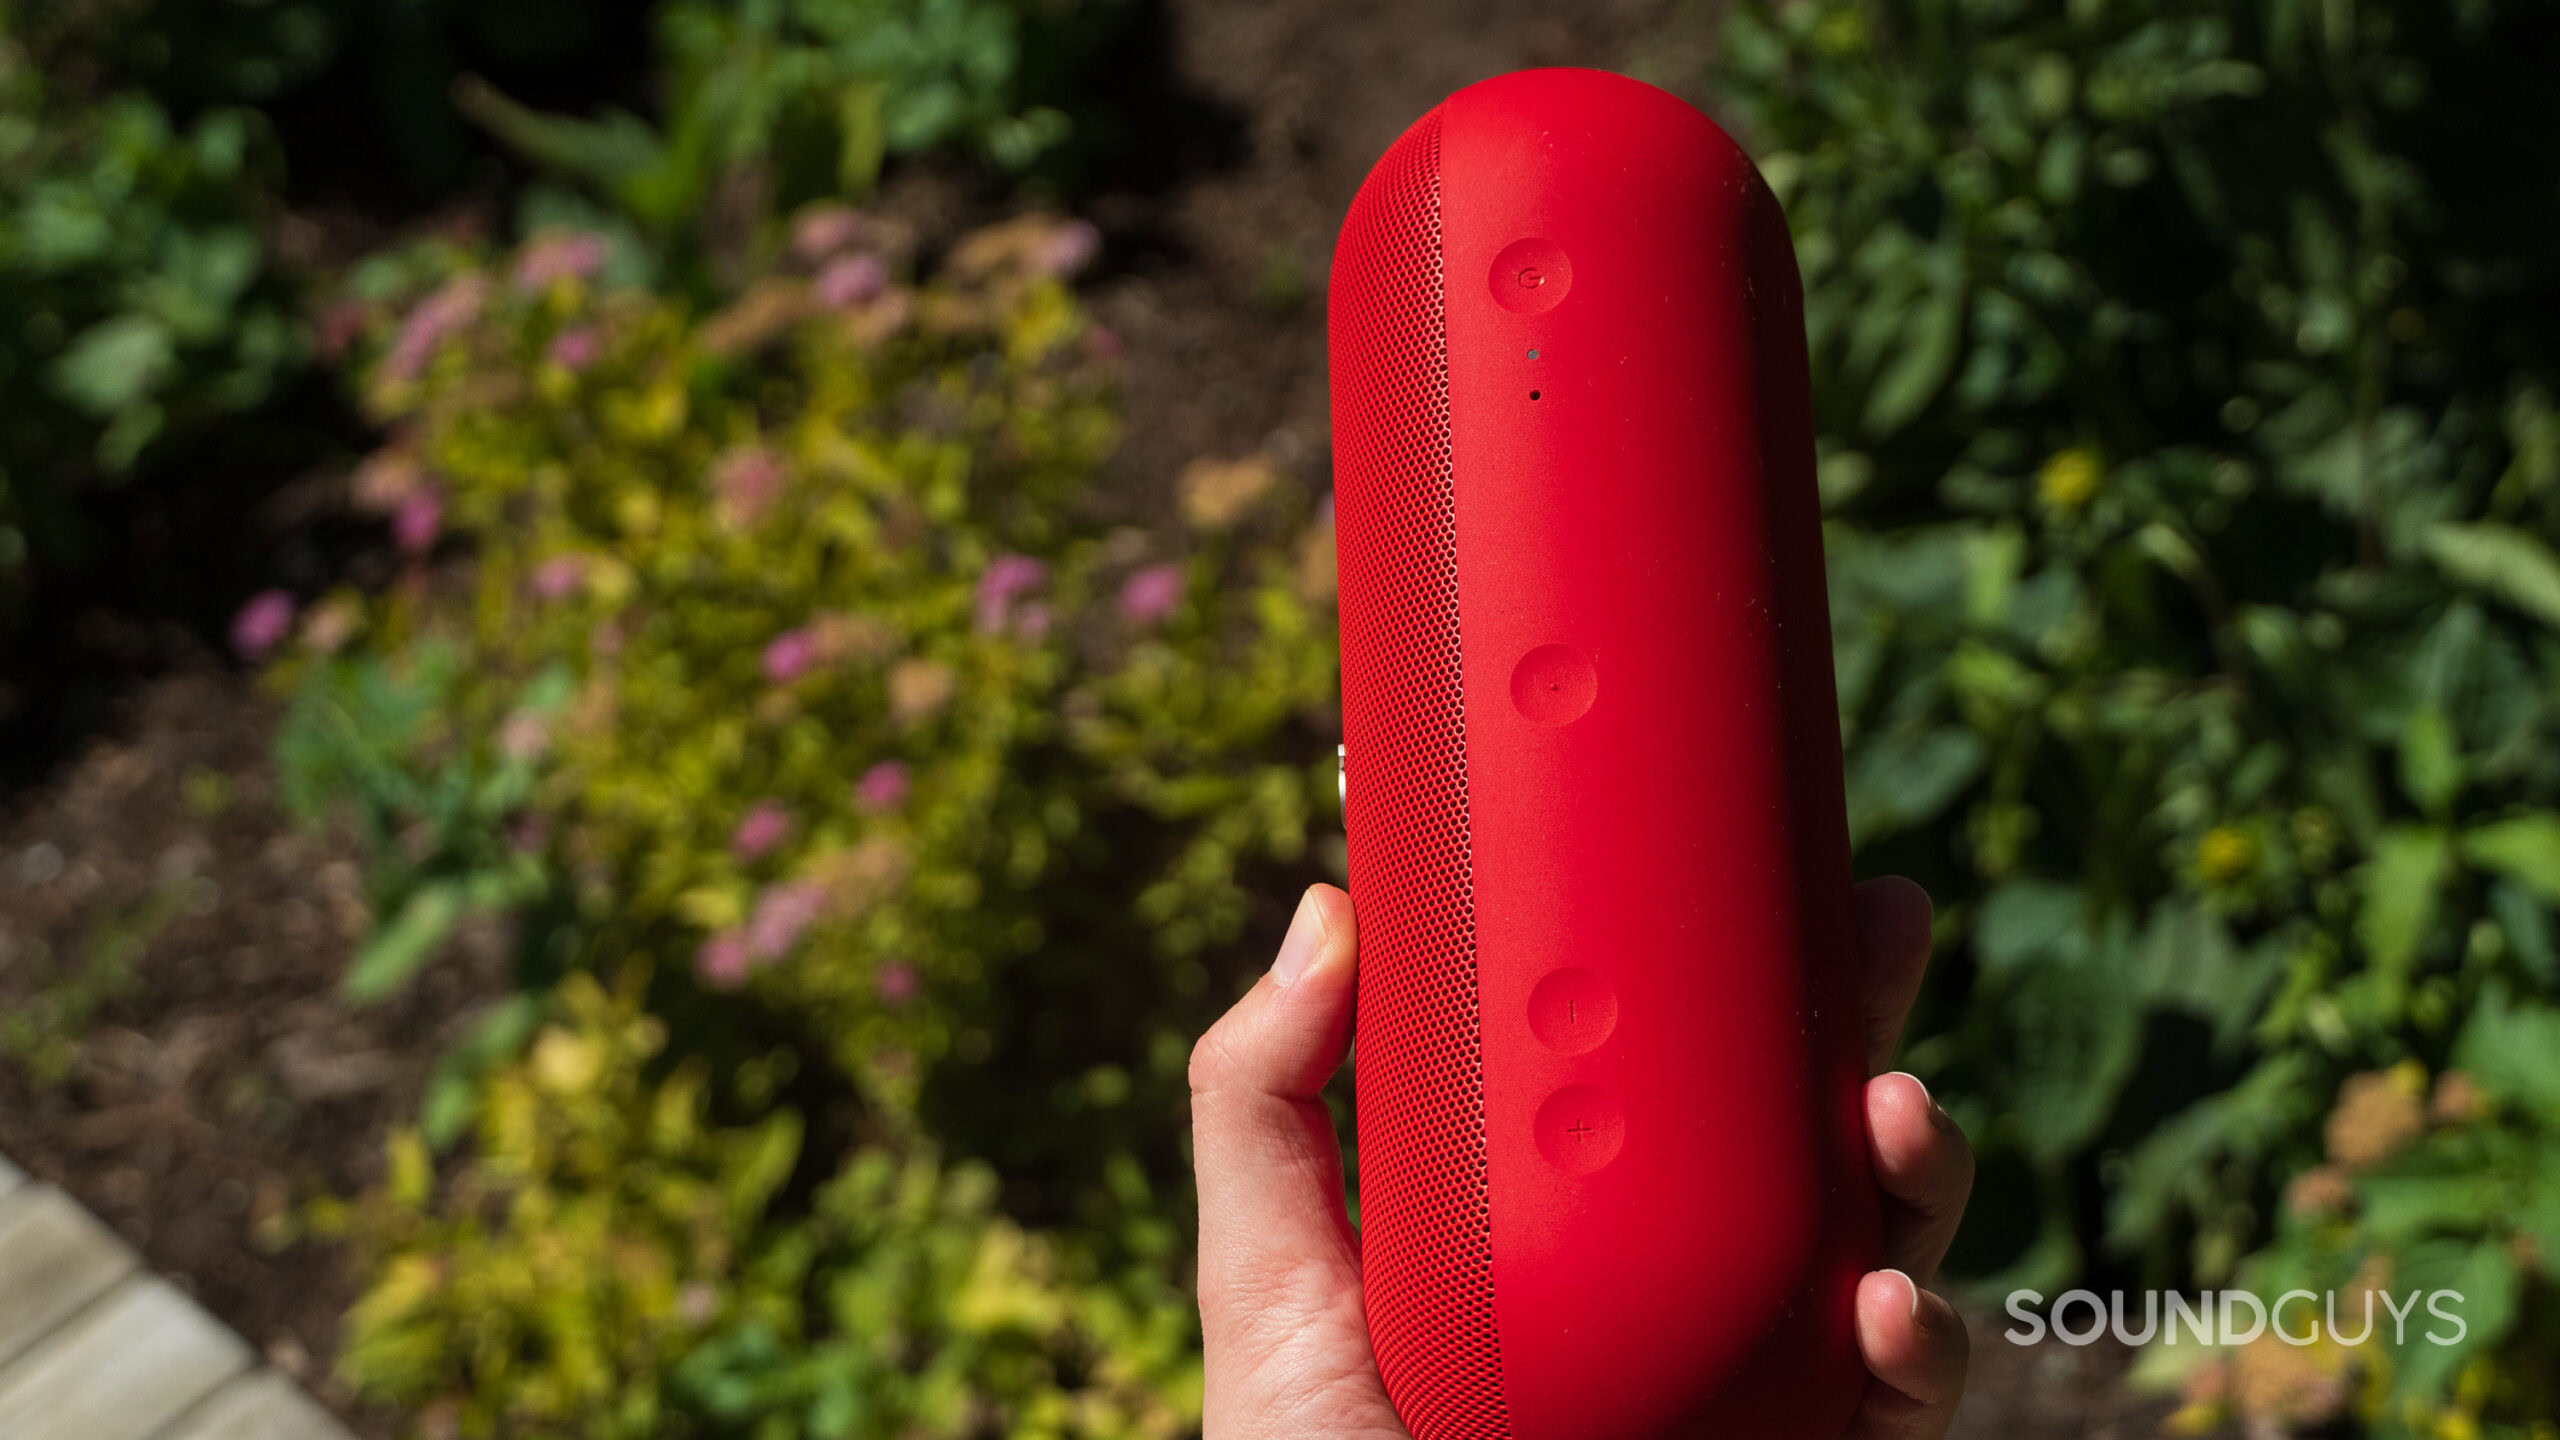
[0,668,503,1435]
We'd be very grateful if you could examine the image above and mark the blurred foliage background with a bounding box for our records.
[1716,1,2560,1429]
[3,0,2558,1435]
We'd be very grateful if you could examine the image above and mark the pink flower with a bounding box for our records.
[299,597,359,653]
[351,449,423,513]
[876,961,919,1005]
[732,801,792,860]
[547,326,601,371]
[815,254,888,309]
[1118,563,1184,625]
[1014,602,1054,642]
[1084,325,1122,361]
[675,1282,719,1327]
[762,627,818,683]
[696,931,750,989]
[974,554,1049,635]
[229,589,297,659]
[392,487,443,555]
[1034,220,1102,277]
[792,205,864,262]
[711,446,787,525]
[497,710,550,761]
[743,880,825,961]
[531,554,588,600]
[514,231,609,291]
[855,761,909,813]
[384,274,486,384]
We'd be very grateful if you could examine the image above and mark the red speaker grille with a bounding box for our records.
[1330,112,1511,1439]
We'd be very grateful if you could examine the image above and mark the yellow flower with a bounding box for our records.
[1812,8,1867,56]
[1177,454,1279,532]
[2038,447,2103,509]
[530,1028,604,1095]
[2198,825,2255,884]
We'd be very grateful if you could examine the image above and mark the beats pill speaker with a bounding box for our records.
[1330,68,1881,1439]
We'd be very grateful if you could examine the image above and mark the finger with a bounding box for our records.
[1849,1269,1970,1440]
[1190,885,1365,1330]
[1866,1071,1975,1284]
[1855,876,1934,1074]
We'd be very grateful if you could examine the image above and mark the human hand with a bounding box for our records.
[1188,877,1971,1439]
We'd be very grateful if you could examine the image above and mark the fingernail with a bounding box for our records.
[1271,888,1325,987]
[1888,1071,1953,1131]
[1883,1267,1922,1319]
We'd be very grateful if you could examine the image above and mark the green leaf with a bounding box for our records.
[2526,1143,2560,1272]
[2385,1239,2519,1403]
[2460,813,2560,906]
[2106,1054,2318,1255]
[2358,1169,2501,1245]
[835,81,888,191]
[418,994,542,1148]
[2007,942,2143,1166]
[2454,986,2560,1126]
[344,882,465,1003]
[1974,879,2083,976]
[147,225,263,342]
[49,314,176,417]
[2357,826,2452,982]
[1861,242,1966,436]
[453,75,666,201]
[2488,881,2557,985]
[2396,704,2462,816]
[15,183,114,269]
[883,79,970,153]
[2424,522,2560,631]
[2139,901,2275,1042]
[1844,726,1987,848]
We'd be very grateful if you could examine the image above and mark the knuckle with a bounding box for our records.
[1188,1020,1242,1098]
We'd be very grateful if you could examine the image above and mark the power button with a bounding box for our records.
[1489,238,1572,315]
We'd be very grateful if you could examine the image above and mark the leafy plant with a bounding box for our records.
[2178,1010,2560,1437]
[458,0,1136,256]
[0,13,307,620]
[275,643,563,1003]
[1708,0,2560,1422]
[339,971,1200,1439]
[291,207,1333,1430]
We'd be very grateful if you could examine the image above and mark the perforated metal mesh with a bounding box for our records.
[1330,113,1510,1440]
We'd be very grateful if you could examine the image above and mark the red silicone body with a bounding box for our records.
[1330,69,1880,1439]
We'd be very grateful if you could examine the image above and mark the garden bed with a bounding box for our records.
[0,0,2253,1434]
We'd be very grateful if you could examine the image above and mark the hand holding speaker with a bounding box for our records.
[1190,877,1972,1440]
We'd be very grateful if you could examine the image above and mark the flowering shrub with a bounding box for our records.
[2172,1005,2560,1436]
[339,972,1200,1439]
[285,206,1334,1433]
[1714,0,2560,1428]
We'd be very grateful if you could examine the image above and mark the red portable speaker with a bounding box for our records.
[1329,68,1881,1439]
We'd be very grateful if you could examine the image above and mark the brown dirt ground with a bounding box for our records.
[0,668,505,1436]
[0,1,2211,1436]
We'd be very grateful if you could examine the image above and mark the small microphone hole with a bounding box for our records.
[1529,390,1542,400]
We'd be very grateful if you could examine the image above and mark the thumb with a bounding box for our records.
[1190,884,1365,1341]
